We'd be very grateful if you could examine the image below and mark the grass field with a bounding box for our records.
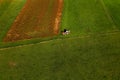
[0,0,120,80]
[0,32,120,80]
[103,0,120,29]
[60,0,118,36]
[0,0,12,16]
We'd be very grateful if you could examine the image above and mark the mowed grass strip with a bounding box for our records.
[103,0,120,29]
[0,32,120,80]
[60,0,116,36]
[0,0,26,42]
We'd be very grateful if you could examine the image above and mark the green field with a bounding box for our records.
[60,0,119,36]
[103,0,120,29]
[0,0,11,16]
[0,0,120,80]
[0,32,120,80]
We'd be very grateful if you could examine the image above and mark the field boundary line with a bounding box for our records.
[0,36,89,51]
[99,0,117,29]
[0,31,120,51]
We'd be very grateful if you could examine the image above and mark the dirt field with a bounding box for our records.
[3,0,63,42]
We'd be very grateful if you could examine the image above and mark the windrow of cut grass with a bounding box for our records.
[103,0,120,29]
[0,0,26,42]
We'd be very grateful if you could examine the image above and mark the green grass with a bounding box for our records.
[0,32,120,80]
[0,0,26,42]
[0,0,12,16]
[103,0,120,29]
[60,0,118,36]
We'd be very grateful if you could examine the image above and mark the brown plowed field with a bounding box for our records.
[3,0,63,42]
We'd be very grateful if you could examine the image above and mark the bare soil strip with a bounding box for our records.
[3,0,63,42]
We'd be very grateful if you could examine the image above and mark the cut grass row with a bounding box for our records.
[0,31,120,80]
